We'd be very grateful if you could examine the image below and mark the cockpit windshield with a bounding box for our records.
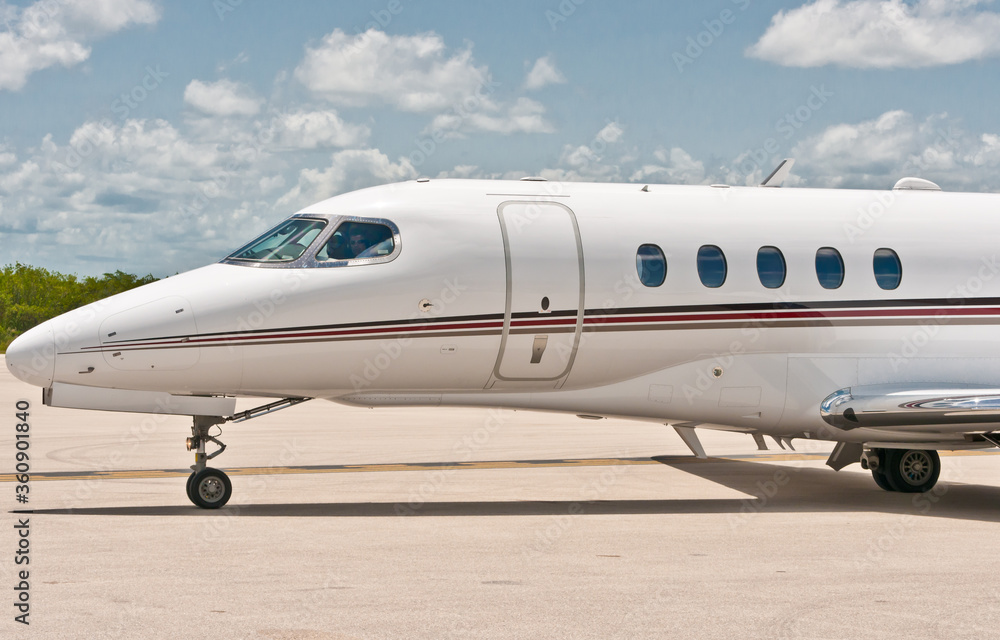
[227,218,327,262]
[222,215,399,268]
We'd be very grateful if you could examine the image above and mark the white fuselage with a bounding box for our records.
[8,179,1000,448]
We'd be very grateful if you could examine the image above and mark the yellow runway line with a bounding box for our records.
[0,450,996,483]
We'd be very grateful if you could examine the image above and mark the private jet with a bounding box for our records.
[8,161,1000,508]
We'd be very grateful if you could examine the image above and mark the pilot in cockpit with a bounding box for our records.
[317,222,394,261]
[351,225,393,258]
[349,228,372,257]
[321,229,353,260]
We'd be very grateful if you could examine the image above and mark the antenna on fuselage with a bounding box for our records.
[760,158,795,188]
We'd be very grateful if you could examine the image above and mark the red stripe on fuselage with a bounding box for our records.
[77,305,1000,352]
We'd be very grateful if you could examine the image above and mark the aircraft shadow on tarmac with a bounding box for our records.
[17,456,1000,522]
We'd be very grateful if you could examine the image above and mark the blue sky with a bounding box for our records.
[2,0,1000,276]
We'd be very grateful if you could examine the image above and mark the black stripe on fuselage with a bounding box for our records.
[95,311,508,346]
[583,297,1000,316]
[75,297,1000,353]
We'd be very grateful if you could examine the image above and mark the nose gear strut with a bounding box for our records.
[183,397,311,508]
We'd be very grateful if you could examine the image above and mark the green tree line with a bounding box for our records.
[1,263,157,353]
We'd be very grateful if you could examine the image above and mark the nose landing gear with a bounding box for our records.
[182,397,311,508]
[186,415,232,509]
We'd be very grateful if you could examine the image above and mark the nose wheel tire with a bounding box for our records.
[188,468,232,509]
[882,449,940,493]
[185,472,197,502]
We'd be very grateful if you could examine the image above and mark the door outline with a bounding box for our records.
[489,200,585,386]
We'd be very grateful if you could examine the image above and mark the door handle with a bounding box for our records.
[530,335,548,364]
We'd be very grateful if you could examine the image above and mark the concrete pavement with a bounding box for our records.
[2,356,1000,639]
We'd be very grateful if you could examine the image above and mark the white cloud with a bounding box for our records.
[426,97,554,137]
[184,79,262,117]
[537,122,629,182]
[0,143,16,168]
[217,50,250,74]
[294,29,490,112]
[747,0,1000,68]
[524,55,566,90]
[972,133,1000,167]
[436,164,481,179]
[278,149,417,209]
[294,29,557,137]
[0,118,285,273]
[629,148,707,184]
[0,102,428,275]
[259,174,286,193]
[597,121,624,144]
[520,113,1000,192]
[788,110,1000,190]
[275,109,370,149]
[0,0,160,91]
[7,106,1000,280]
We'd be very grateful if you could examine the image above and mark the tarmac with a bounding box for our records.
[2,355,1000,639]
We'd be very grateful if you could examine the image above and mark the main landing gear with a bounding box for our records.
[183,397,312,509]
[861,448,941,493]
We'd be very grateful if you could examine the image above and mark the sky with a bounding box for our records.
[1,0,1000,277]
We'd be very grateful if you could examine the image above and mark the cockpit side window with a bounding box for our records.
[316,221,395,262]
[228,219,326,263]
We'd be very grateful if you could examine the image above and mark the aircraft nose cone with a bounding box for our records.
[5,323,55,388]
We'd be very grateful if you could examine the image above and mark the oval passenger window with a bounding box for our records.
[636,244,667,287]
[756,246,786,289]
[815,247,845,289]
[873,248,902,290]
[697,245,727,288]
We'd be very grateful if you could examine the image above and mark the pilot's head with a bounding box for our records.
[349,233,368,255]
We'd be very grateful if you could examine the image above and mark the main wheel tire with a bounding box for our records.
[884,449,940,493]
[185,472,197,502]
[867,448,895,491]
[189,468,232,509]
[872,467,894,491]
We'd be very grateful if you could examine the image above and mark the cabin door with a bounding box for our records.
[488,201,584,389]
